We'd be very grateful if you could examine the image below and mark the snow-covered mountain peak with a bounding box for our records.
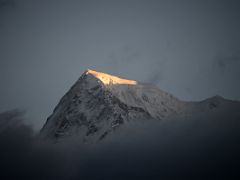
[40,69,187,141]
[84,69,138,86]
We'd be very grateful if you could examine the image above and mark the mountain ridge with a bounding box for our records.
[40,69,240,142]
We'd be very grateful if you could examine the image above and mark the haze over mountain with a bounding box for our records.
[40,69,240,142]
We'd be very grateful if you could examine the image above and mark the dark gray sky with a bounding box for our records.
[0,0,240,130]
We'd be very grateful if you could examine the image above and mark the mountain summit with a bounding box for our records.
[40,69,185,141]
[85,69,137,85]
[40,69,239,142]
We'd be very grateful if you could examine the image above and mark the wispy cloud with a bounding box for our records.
[213,55,240,73]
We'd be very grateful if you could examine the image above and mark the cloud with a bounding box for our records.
[0,108,240,180]
[147,69,163,84]
[213,55,240,73]
[0,110,66,179]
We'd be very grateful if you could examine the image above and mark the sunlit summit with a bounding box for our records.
[86,69,138,85]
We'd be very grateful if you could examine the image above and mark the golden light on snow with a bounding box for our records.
[86,69,137,85]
